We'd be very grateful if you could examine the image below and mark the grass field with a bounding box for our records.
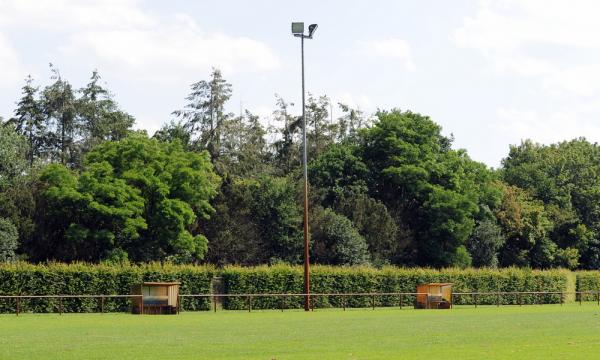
[2,304,600,359]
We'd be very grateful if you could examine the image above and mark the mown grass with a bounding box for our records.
[1,304,600,359]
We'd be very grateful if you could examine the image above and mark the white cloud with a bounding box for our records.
[335,92,374,111]
[0,32,25,87]
[493,106,600,145]
[0,0,280,83]
[60,24,280,80]
[456,0,600,148]
[358,38,415,71]
[0,0,156,31]
[453,0,600,95]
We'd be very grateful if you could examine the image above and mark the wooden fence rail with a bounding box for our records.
[2,291,599,315]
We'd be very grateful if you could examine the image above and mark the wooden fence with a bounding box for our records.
[2,291,600,315]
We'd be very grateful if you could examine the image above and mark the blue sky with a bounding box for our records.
[1,0,600,167]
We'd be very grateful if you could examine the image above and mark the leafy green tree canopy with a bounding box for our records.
[35,134,219,263]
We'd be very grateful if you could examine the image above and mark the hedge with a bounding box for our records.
[0,263,578,313]
[221,265,572,310]
[0,262,215,313]
[576,271,600,301]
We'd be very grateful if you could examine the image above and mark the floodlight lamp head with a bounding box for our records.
[308,24,318,37]
[292,22,304,35]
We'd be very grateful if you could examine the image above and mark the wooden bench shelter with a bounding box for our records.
[131,282,180,315]
[415,283,453,309]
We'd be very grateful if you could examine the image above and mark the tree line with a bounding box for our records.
[1,66,599,269]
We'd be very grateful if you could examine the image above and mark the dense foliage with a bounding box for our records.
[33,135,219,263]
[575,271,600,300]
[221,265,570,309]
[2,67,600,269]
[0,262,576,312]
[0,262,215,313]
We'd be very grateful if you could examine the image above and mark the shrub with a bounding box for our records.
[221,265,570,309]
[0,218,18,262]
[0,263,575,313]
[0,262,214,313]
[576,271,600,301]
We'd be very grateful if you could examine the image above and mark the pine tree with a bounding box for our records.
[306,94,334,159]
[9,75,46,164]
[337,103,367,141]
[271,94,301,173]
[173,68,233,158]
[42,65,78,166]
[77,70,135,152]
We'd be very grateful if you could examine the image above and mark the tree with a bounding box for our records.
[217,110,269,177]
[250,176,303,263]
[270,94,301,174]
[306,94,334,159]
[501,138,600,268]
[336,193,400,265]
[35,163,146,262]
[494,183,554,267]
[202,176,261,265]
[0,126,28,189]
[173,68,233,158]
[360,110,490,267]
[32,134,220,263]
[0,218,18,262]
[311,207,370,265]
[238,110,268,175]
[337,103,368,141]
[0,126,39,259]
[153,121,192,149]
[466,219,505,267]
[308,143,369,206]
[42,65,79,166]
[203,175,302,265]
[77,70,135,152]
[8,75,46,164]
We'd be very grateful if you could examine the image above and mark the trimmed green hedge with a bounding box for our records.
[0,262,214,313]
[221,265,571,309]
[576,271,600,301]
[0,263,577,313]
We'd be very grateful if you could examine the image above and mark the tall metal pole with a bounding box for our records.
[301,35,311,312]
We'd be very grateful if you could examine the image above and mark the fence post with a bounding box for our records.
[59,297,63,315]
[281,296,285,312]
[475,294,478,308]
[372,294,375,310]
[177,295,180,314]
[560,292,563,306]
[141,293,144,315]
[100,296,105,314]
[248,296,252,312]
[213,295,217,313]
[518,293,522,307]
[16,297,20,316]
[399,294,403,310]
[496,292,500,307]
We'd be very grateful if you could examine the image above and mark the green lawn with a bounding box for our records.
[2,304,600,359]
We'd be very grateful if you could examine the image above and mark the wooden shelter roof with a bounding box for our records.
[141,282,181,286]
[420,282,453,286]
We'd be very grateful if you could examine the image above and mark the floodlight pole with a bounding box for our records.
[301,33,311,312]
[293,23,316,312]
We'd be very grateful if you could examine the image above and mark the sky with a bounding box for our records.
[1,0,600,167]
